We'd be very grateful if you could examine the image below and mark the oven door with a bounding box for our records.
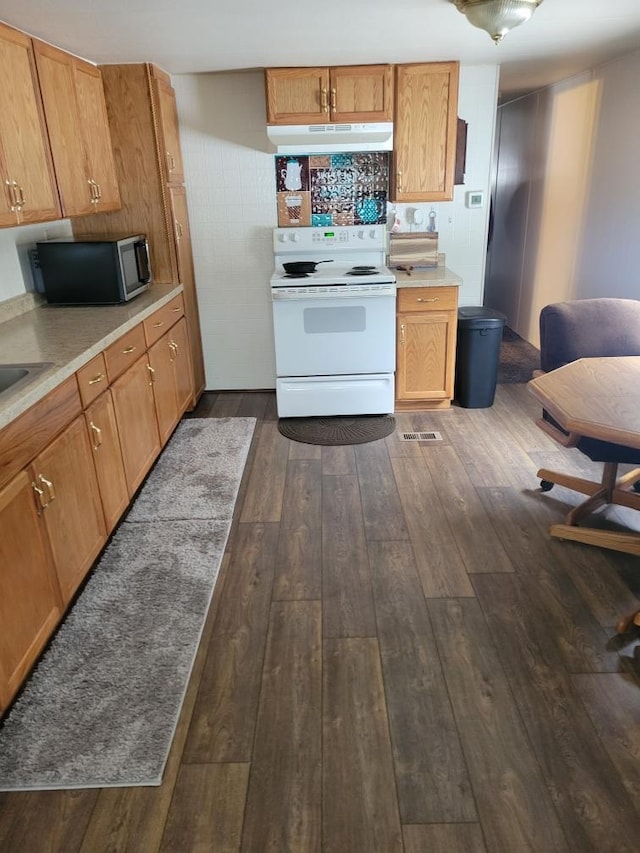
[272,292,396,377]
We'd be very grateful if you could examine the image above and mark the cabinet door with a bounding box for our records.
[393,62,459,202]
[265,68,330,124]
[34,40,120,216]
[0,23,60,228]
[150,68,184,184]
[330,65,393,123]
[110,354,161,495]
[33,40,91,215]
[170,316,195,415]
[72,59,121,212]
[169,185,205,398]
[85,390,130,532]
[35,415,107,606]
[0,470,61,712]
[148,332,179,445]
[396,310,456,403]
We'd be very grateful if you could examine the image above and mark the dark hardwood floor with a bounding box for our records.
[1,385,639,852]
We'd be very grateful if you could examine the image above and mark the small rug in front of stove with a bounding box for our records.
[278,414,396,446]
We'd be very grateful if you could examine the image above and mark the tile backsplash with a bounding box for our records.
[275,152,389,227]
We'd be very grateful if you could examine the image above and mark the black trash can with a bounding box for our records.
[455,307,506,408]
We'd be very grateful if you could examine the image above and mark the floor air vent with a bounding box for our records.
[400,431,442,442]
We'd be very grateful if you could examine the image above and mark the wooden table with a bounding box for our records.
[528,356,640,632]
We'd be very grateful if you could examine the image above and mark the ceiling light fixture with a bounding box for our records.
[452,0,543,44]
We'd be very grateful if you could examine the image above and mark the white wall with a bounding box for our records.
[0,220,72,302]
[173,71,277,391]
[485,48,640,346]
[174,65,499,389]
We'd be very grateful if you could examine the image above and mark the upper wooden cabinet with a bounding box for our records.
[150,68,185,184]
[0,22,60,227]
[33,40,121,216]
[392,62,459,202]
[72,63,206,402]
[265,65,394,125]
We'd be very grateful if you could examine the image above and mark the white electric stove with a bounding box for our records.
[270,225,396,418]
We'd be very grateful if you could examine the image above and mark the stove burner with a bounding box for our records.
[347,267,380,276]
[283,272,311,279]
[352,265,376,271]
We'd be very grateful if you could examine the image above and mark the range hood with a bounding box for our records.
[267,122,393,154]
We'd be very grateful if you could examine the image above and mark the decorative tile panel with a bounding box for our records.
[275,152,389,227]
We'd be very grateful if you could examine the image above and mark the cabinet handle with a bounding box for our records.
[122,345,136,354]
[152,321,164,328]
[90,421,102,450]
[175,219,183,240]
[320,86,329,112]
[88,372,105,385]
[38,474,56,503]
[147,363,155,384]
[396,171,403,193]
[31,480,49,510]
[88,179,98,203]
[16,185,26,208]
[95,183,102,200]
[330,87,337,111]
[417,297,439,303]
[167,152,175,172]
[171,306,181,312]
[5,179,19,212]
[400,323,405,345]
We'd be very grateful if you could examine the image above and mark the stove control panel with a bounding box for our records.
[274,224,387,252]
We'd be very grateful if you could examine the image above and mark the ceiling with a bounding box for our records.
[2,0,640,100]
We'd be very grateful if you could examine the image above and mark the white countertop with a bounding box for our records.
[0,283,183,430]
[394,266,462,288]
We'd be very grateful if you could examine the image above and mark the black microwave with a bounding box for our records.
[36,234,152,305]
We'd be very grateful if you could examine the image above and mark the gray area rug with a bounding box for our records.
[0,417,255,791]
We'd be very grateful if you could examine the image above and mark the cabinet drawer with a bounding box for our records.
[397,286,458,313]
[76,352,108,408]
[104,324,146,383]
[143,294,185,347]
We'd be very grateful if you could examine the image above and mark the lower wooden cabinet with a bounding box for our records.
[110,354,162,495]
[85,390,130,532]
[0,294,195,714]
[395,286,458,410]
[148,316,195,443]
[32,415,107,606]
[0,470,62,711]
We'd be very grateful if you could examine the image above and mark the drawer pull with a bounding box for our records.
[122,345,136,354]
[38,474,56,503]
[400,323,405,345]
[90,421,102,450]
[88,372,105,385]
[171,307,181,312]
[152,321,164,328]
[147,363,155,385]
[417,297,439,303]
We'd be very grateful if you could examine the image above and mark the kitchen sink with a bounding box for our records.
[0,363,53,397]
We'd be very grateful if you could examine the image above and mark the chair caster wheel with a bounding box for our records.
[540,480,554,492]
